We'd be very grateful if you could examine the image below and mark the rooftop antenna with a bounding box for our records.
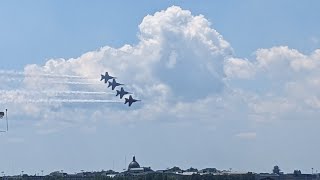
[124,155,127,171]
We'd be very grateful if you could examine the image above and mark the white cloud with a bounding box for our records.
[0,6,234,132]
[166,51,178,68]
[1,5,320,135]
[224,46,320,123]
[224,57,256,79]
[227,46,320,80]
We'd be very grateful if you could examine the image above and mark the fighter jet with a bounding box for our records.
[108,79,123,90]
[116,87,131,99]
[100,72,115,83]
[124,95,140,107]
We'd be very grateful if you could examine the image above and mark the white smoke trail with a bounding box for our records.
[0,90,113,96]
[0,99,123,104]
[0,70,96,80]
[0,69,105,89]
[0,70,119,105]
[50,81,104,85]
[0,90,120,104]
[0,98,122,104]
[0,78,103,85]
[12,99,122,103]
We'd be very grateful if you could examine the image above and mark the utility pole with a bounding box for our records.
[124,156,127,171]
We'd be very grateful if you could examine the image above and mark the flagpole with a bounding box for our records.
[6,109,8,132]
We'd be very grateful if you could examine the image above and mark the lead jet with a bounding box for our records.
[100,72,115,83]
[124,95,140,107]
[108,79,123,90]
[116,87,131,99]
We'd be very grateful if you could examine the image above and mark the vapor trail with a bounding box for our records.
[0,90,112,95]
[0,71,118,105]
[50,81,103,85]
[0,78,103,86]
[0,99,122,104]
[0,90,120,104]
[0,70,96,80]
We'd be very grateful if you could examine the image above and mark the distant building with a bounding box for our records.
[123,156,153,176]
[128,156,141,170]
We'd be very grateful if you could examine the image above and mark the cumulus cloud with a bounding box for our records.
[1,6,320,134]
[225,46,320,81]
[224,57,256,79]
[0,6,235,132]
[225,46,320,123]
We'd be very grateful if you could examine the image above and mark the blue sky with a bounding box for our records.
[1,1,319,69]
[0,0,320,176]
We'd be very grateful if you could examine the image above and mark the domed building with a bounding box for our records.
[128,156,140,169]
[126,156,153,175]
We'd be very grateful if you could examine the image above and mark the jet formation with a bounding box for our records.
[100,72,140,107]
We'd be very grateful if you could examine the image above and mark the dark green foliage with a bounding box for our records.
[166,167,183,173]
[293,170,301,176]
[185,168,198,173]
[110,173,255,180]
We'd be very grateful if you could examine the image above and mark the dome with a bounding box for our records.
[128,156,140,169]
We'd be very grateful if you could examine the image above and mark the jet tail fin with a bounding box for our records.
[116,90,120,97]
[100,74,105,81]
[124,98,129,104]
